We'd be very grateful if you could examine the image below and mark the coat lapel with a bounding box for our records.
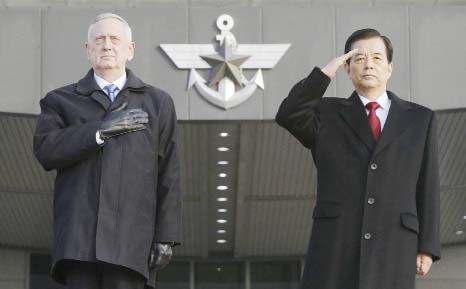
[76,69,112,110]
[109,69,146,111]
[339,92,377,152]
[373,91,413,156]
[76,69,146,111]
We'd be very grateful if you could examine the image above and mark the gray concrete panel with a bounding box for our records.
[313,0,371,3]
[190,0,249,7]
[335,5,410,100]
[0,281,24,289]
[410,5,466,110]
[42,8,108,97]
[3,0,65,8]
[128,0,188,6]
[437,0,466,3]
[67,0,127,7]
[262,5,335,119]
[376,0,434,3]
[0,9,41,114]
[188,7,263,119]
[116,8,189,119]
[0,249,26,281]
[251,0,310,4]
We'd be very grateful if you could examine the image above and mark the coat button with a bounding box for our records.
[370,163,378,170]
[367,197,375,205]
[364,233,372,240]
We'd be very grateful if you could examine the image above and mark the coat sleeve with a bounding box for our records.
[416,111,441,262]
[154,94,182,245]
[33,94,102,171]
[275,67,331,149]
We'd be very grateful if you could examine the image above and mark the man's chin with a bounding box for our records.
[95,63,117,70]
[358,79,379,88]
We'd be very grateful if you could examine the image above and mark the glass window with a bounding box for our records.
[195,262,244,289]
[250,261,301,289]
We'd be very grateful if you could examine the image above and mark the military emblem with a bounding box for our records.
[160,14,290,110]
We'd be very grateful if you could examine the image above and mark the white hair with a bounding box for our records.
[87,13,132,42]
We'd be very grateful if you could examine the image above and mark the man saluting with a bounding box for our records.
[276,28,440,289]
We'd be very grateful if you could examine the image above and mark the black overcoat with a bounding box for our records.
[33,69,182,288]
[276,68,440,289]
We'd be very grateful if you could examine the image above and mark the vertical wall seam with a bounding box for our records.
[259,6,264,119]
[187,6,191,119]
[39,8,44,102]
[407,4,412,102]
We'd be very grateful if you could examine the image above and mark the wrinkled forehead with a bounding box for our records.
[89,18,128,39]
[351,37,387,55]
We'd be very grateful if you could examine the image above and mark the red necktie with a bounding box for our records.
[366,102,381,141]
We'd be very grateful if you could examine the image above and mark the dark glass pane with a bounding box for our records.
[251,261,301,289]
[195,262,244,289]
[29,253,64,289]
[157,261,190,289]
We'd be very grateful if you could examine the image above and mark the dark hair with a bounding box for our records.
[344,28,393,64]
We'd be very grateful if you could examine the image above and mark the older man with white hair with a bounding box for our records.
[34,13,182,289]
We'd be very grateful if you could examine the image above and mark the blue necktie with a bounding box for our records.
[104,84,119,102]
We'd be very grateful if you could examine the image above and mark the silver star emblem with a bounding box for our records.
[200,41,250,87]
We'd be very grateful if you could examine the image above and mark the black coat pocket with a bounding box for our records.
[400,213,419,234]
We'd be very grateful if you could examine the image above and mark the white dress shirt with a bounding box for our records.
[358,92,391,131]
[94,72,128,145]
[94,72,127,96]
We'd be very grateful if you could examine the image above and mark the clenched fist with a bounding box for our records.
[416,253,433,276]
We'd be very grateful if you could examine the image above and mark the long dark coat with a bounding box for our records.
[276,68,440,289]
[33,69,182,288]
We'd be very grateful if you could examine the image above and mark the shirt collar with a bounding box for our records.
[358,91,391,110]
[94,72,127,91]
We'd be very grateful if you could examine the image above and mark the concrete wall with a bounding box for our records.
[0,0,465,119]
[0,249,28,289]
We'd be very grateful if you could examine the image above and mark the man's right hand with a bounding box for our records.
[98,102,149,140]
[321,48,359,79]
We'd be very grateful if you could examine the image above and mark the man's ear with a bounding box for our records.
[127,42,136,62]
[85,42,90,60]
[387,62,393,79]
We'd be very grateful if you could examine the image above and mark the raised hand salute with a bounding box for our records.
[321,48,359,79]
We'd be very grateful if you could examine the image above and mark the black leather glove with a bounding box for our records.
[148,243,173,271]
[98,102,149,140]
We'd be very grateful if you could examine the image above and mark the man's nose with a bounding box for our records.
[102,38,112,49]
[364,58,374,69]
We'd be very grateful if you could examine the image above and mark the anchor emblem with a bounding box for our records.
[160,14,290,110]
